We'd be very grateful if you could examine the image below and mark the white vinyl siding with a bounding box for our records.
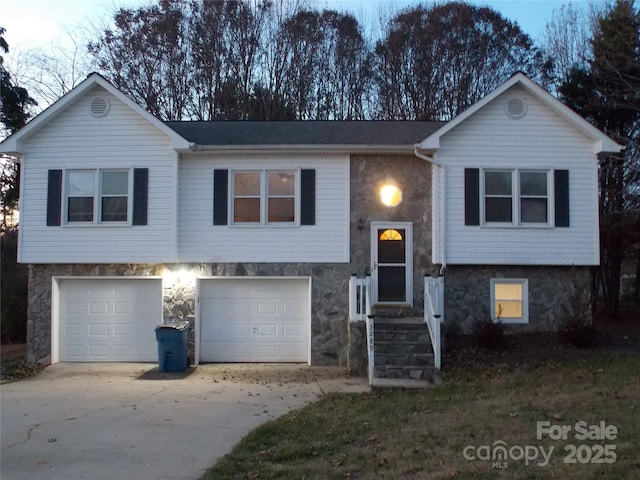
[178,154,349,263]
[18,85,178,263]
[440,85,599,266]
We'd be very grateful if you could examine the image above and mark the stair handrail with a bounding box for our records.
[424,276,444,369]
[365,314,375,386]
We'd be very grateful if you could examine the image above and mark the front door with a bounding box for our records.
[371,222,413,306]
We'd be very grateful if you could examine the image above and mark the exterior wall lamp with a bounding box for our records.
[380,183,403,207]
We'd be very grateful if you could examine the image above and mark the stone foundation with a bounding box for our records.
[444,265,592,334]
[27,262,351,366]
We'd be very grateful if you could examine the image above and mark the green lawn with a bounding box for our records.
[203,351,640,479]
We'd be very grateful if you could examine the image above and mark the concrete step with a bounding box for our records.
[375,352,434,366]
[374,363,438,379]
[371,375,441,389]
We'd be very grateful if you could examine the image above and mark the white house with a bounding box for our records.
[0,73,622,381]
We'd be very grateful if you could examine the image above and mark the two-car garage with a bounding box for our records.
[53,277,311,364]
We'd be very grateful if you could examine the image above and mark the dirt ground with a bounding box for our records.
[0,343,26,360]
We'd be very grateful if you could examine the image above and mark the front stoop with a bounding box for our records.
[372,318,440,388]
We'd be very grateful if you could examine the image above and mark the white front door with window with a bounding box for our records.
[371,222,413,306]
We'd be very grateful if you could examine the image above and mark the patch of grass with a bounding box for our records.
[203,352,640,479]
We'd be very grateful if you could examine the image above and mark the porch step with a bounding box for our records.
[371,376,441,389]
[372,319,438,383]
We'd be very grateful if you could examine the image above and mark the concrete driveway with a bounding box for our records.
[1,363,368,480]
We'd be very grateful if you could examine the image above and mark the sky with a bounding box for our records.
[2,0,600,55]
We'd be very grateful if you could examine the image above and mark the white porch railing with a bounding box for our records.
[348,275,371,322]
[349,275,374,385]
[424,276,444,369]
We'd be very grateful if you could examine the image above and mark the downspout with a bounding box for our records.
[414,147,446,274]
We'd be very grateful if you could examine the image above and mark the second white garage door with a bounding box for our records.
[198,278,310,363]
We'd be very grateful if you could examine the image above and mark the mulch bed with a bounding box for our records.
[443,329,640,371]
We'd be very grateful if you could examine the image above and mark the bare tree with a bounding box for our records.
[89,0,191,120]
[540,1,609,89]
[374,2,552,121]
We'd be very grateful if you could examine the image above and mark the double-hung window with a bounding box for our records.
[232,170,296,225]
[490,279,529,324]
[483,169,549,225]
[65,169,131,224]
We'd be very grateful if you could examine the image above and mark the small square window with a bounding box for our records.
[490,279,529,324]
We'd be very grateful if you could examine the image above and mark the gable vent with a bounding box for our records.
[505,97,527,119]
[90,97,110,117]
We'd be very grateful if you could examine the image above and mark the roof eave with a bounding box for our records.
[182,144,419,154]
[0,73,190,155]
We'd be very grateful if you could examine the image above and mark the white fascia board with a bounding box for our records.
[187,144,417,155]
[417,72,624,155]
[0,73,190,155]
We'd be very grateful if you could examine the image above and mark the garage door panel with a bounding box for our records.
[64,324,84,336]
[282,345,304,360]
[199,279,309,363]
[88,344,109,358]
[258,324,277,337]
[89,302,109,315]
[282,323,303,338]
[88,323,109,337]
[59,279,162,362]
[258,302,277,315]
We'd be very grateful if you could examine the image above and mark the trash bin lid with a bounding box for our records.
[155,321,190,331]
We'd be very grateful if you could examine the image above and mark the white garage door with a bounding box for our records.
[58,278,162,362]
[199,278,310,363]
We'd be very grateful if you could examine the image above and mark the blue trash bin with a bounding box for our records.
[155,322,189,372]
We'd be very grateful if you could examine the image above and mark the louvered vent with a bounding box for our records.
[90,97,110,117]
[505,97,526,119]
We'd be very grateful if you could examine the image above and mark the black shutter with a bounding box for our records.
[554,169,569,227]
[464,168,480,226]
[47,169,63,226]
[301,169,315,226]
[132,168,148,226]
[213,169,228,225]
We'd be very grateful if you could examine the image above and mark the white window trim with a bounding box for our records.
[63,168,133,226]
[490,278,529,324]
[481,168,553,228]
[230,169,300,227]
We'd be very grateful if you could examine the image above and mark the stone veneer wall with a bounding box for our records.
[444,265,593,334]
[27,262,350,365]
[349,154,437,313]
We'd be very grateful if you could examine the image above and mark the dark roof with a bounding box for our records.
[164,120,445,146]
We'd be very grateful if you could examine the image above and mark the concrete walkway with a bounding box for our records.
[1,363,368,480]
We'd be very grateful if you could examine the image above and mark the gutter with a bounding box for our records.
[182,143,420,155]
